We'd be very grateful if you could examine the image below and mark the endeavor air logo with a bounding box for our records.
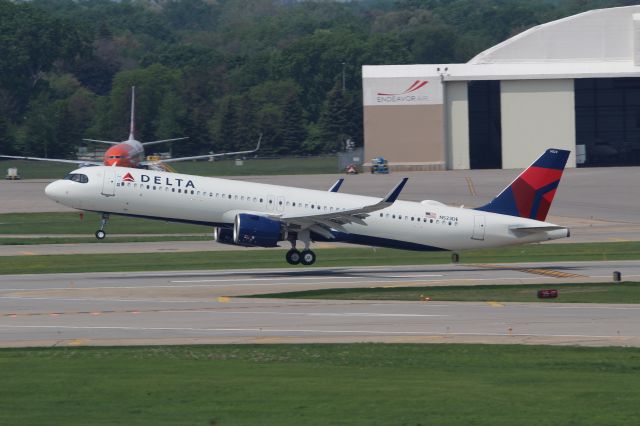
[376,80,431,104]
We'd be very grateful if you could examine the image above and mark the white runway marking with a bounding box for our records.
[0,324,631,339]
[0,275,554,293]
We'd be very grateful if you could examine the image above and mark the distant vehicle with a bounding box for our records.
[44,149,571,266]
[0,87,260,171]
[345,164,359,174]
[371,157,389,174]
[5,167,20,180]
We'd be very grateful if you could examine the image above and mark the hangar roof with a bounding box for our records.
[363,6,640,81]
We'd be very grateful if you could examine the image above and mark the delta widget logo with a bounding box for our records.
[122,172,135,182]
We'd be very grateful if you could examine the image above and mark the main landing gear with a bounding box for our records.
[285,230,316,266]
[95,213,109,240]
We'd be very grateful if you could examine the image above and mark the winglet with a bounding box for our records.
[328,178,344,193]
[383,178,409,203]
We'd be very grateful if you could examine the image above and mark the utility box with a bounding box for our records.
[5,168,20,180]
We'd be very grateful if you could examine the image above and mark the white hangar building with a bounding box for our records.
[362,5,640,170]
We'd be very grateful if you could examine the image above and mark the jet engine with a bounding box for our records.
[233,213,285,247]
[213,227,235,245]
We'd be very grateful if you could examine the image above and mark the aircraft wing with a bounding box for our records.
[140,135,262,166]
[0,154,101,166]
[82,139,120,145]
[275,178,408,239]
[141,137,189,147]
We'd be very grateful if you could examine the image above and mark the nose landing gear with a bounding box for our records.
[95,213,109,240]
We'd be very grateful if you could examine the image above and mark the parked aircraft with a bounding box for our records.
[44,149,570,266]
[1,87,260,170]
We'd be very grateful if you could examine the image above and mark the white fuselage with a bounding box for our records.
[45,166,569,251]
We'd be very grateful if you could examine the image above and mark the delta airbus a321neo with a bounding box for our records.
[1,87,260,170]
[44,149,570,266]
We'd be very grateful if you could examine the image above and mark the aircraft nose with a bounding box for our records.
[45,180,64,202]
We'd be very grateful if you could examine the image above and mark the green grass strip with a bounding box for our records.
[251,282,640,304]
[1,242,640,275]
[1,344,639,425]
[0,156,338,179]
[0,236,210,245]
[0,212,211,235]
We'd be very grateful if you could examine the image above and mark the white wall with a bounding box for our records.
[444,81,470,169]
[500,79,576,169]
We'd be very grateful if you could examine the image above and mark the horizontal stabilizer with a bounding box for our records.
[509,225,567,233]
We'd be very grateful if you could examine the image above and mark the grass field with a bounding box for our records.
[251,282,640,304]
[1,344,639,425]
[0,236,211,245]
[0,156,338,179]
[0,242,639,275]
[0,212,211,235]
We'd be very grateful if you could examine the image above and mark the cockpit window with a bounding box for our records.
[63,173,89,183]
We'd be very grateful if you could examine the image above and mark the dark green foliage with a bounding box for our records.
[0,0,632,157]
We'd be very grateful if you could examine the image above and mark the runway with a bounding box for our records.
[1,261,639,347]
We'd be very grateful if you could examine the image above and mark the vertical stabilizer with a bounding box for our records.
[475,149,570,221]
[129,86,136,140]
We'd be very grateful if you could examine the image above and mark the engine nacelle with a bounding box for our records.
[233,213,285,247]
[213,227,235,245]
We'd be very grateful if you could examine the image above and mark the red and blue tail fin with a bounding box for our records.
[475,149,570,221]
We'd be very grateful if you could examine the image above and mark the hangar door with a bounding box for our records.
[575,77,640,166]
[468,81,502,169]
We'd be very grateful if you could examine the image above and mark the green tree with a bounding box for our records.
[280,92,307,156]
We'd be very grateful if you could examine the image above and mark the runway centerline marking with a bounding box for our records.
[169,275,443,283]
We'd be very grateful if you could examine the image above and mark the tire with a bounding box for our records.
[95,230,106,240]
[286,249,301,265]
[300,249,316,266]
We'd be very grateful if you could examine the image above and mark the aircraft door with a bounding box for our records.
[471,215,485,240]
[101,168,116,197]
[266,195,275,211]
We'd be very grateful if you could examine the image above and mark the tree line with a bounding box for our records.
[0,0,635,158]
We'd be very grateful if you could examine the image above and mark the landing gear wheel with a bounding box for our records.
[451,253,460,263]
[286,249,301,265]
[300,249,316,266]
[95,230,106,240]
